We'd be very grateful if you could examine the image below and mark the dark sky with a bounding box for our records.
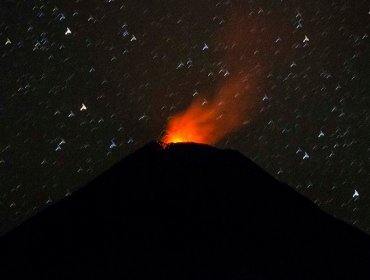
[0,0,369,234]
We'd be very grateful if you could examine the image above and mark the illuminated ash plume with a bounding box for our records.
[162,7,292,145]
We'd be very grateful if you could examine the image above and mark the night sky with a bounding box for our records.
[0,0,369,234]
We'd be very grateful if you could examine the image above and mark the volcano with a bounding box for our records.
[0,142,369,279]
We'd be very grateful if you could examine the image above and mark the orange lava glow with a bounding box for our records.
[162,78,253,145]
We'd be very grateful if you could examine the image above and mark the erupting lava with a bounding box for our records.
[162,79,253,145]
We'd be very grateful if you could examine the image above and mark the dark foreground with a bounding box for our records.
[1,142,369,279]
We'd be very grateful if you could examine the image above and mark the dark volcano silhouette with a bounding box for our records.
[1,142,369,279]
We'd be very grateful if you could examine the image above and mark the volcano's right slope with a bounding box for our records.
[0,142,369,279]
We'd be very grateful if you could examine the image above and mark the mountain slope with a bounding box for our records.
[0,142,369,279]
